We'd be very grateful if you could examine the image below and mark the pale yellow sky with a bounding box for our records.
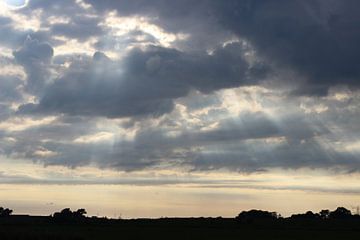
[0,160,359,218]
[1,182,360,218]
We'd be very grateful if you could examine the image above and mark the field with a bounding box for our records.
[0,216,359,240]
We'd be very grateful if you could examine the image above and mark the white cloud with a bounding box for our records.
[74,131,114,143]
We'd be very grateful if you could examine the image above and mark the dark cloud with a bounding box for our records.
[84,0,233,51]
[1,111,279,170]
[0,13,55,49]
[213,0,360,94]
[9,0,105,44]
[0,0,359,175]
[0,16,12,25]
[84,0,360,94]
[0,76,22,103]
[0,104,13,121]
[124,113,355,173]
[191,138,349,172]
[50,15,104,41]
[7,107,360,173]
[13,37,54,94]
[25,0,76,9]
[0,22,38,49]
[0,57,23,120]
[18,42,263,118]
[0,170,256,186]
[13,37,53,63]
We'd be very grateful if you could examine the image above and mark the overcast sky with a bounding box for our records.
[0,0,360,217]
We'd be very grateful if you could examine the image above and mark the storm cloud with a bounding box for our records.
[84,0,360,94]
[0,0,359,174]
[19,42,262,118]
[13,37,54,94]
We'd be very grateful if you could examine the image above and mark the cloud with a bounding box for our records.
[13,36,54,94]
[19,0,105,43]
[18,42,265,118]
[83,0,360,95]
[0,0,360,176]
[50,15,103,41]
[8,105,349,172]
[94,30,159,51]
[0,104,13,121]
[214,0,360,94]
[13,37,53,63]
[0,75,22,102]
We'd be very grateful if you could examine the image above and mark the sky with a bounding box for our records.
[0,0,360,218]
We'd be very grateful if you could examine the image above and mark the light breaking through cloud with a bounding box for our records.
[0,0,360,217]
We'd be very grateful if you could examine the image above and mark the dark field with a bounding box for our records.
[0,216,359,240]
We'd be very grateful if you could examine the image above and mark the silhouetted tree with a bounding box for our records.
[236,210,278,223]
[329,207,352,219]
[74,208,87,218]
[52,208,88,223]
[0,207,13,217]
[319,209,330,219]
[290,211,320,220]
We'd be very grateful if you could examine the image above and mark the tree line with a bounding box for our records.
[0,206,359,223]
[236,207,360,223]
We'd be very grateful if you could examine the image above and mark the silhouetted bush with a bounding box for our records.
[287,207,357,222]
[290,211,321,220]
[236,210,278,223]
[329,207,352,219]
[319,209,330,219]
[52,208,87,223]
[236,207,360,224]
[0,207,13,217]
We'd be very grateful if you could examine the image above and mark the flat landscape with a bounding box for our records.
[0,215,359,240]
[1,1,360,240]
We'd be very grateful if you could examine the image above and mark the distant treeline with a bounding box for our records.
[236,207,360,223]
[0,206,359,223]
[0,206,359,240]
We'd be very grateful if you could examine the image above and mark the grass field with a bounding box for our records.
[0,216,359,240]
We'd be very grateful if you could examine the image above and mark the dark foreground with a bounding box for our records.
[0,216,360,240]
